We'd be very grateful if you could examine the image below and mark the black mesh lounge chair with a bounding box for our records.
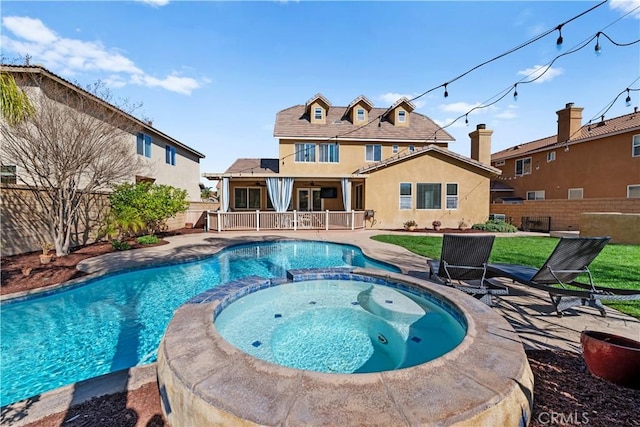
[486,236,640,317]
[427,234,507,306]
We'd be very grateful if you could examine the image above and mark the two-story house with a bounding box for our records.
[0,65,205,201]
[489,103,640,232]
[204,93,501,230]
[491,103,640,202]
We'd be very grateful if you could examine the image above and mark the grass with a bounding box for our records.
[371,235,640,318]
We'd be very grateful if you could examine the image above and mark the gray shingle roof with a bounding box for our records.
[274,105,454,142]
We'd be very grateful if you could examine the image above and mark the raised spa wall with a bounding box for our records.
[157,268,534,426]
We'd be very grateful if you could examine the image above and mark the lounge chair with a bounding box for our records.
[427,234,508,306]
[486,236,640,317]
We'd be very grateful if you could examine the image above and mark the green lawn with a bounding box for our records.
[371,235,640,318]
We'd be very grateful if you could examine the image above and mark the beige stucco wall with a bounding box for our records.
[363,152,492,230]
[580,212,640,244]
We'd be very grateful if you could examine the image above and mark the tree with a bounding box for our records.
[1,73,35,125]
[109,182,189,235]
[1,69,148,256]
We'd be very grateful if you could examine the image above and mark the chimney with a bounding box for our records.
[556,102,583,143]
[469,123,492,165]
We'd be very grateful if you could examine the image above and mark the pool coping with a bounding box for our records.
[158,267,534,426]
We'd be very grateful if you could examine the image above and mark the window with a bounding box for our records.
[136,133,152,158]
[495,160,505,166]
[568,188,583,200]
[319,143,339,163]
[399,183,412,209]
[165,145,176,166]
[356,108,365,122]
[314,107,323,120]
[628,185,640,198]
[633,135,640,157]
[234,187,261,209]
[295,143,316,162]
[1,165,17,184]
[446,183,458,209]
[409,145,415,153]
[547,151,556,162]
[526,190,545,200]
[392,145,399,154]
[416,183,441,209]
[365,144,382,162]
[398,110,406,123]
[515,157,532,176]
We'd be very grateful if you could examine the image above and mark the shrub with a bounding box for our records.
[110,240,131,251]
[403,220,418,229]
[137,234,159,245]
[471,219,518,233]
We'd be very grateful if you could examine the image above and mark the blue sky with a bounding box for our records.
[1,1,639,183]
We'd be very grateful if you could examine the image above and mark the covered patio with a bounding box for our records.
[203,166,370,232]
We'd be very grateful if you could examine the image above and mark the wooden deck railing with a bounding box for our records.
[206,210,366,232]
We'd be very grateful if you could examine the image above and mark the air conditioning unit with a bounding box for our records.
[489,214,506,221]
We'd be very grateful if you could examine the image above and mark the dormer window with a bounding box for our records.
[314,107,323,120]
[357,108,365,122]
[398,110,406,123]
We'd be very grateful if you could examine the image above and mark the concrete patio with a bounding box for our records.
[4,230,639,426]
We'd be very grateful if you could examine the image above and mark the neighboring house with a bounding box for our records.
[491,103,640,202]
[0,65,205,201]
[204,93,501,230]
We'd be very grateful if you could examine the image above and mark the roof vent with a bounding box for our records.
[477,124,486,130]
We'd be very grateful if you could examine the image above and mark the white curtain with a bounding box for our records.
[221,177,230,212]
[341,178,351,212]
[266,177,294,212]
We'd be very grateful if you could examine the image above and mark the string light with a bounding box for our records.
[443,84,449,98]
[625,88,632,107]
[465,114,469,125]
[513,84,518,101]
[556,25,564,50]
[594,32,602,55]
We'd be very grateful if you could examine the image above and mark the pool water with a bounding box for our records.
[0,241,397,406]
[215,279,466,373]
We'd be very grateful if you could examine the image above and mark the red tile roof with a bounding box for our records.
[492,110,640,161]
[274,104,454,143]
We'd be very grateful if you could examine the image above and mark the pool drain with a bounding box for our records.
[377,333,388,344]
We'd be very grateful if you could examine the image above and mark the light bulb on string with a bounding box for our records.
[513,84,518,101]
[465,114,469,126]
[556,26,563,50]
[594,32,602,56]
[443,83,449,98]
[625,89,631,107]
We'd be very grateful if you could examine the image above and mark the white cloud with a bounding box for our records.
[517,65,563,83]
[2,16,57,44]
[1,15,202,95]
[439,102,482,114]
[135,0,170,6]
[377,92,426,109]
[433,118,468,130]
[494,105,518,120]
[609,0,640,18]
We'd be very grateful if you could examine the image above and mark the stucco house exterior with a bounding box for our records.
[491,103,640,203]
[0,65,205,201]
[204,93,501,231]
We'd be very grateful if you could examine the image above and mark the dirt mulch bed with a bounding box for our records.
[0,228,202,296]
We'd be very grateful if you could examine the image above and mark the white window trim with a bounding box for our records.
[318,143,339,163]
[392,145,399,154]
[526,190,545,200]
[398,110,406,123]
[416,182,442,210]
[409,145,415,152]
[365,144,382,162]
[314,107,323,120]
[399,182,412,210]
[633,134,640,157]
[568,188,583,200]
[516,157,532,176]
[628,184,640,198]
[356,108,365,122]
[294,143,316,163]
[547,151,556,162]
[446,182,458,210]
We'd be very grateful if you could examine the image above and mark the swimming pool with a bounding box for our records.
[215,278,466,373]
[0,240,398,406]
